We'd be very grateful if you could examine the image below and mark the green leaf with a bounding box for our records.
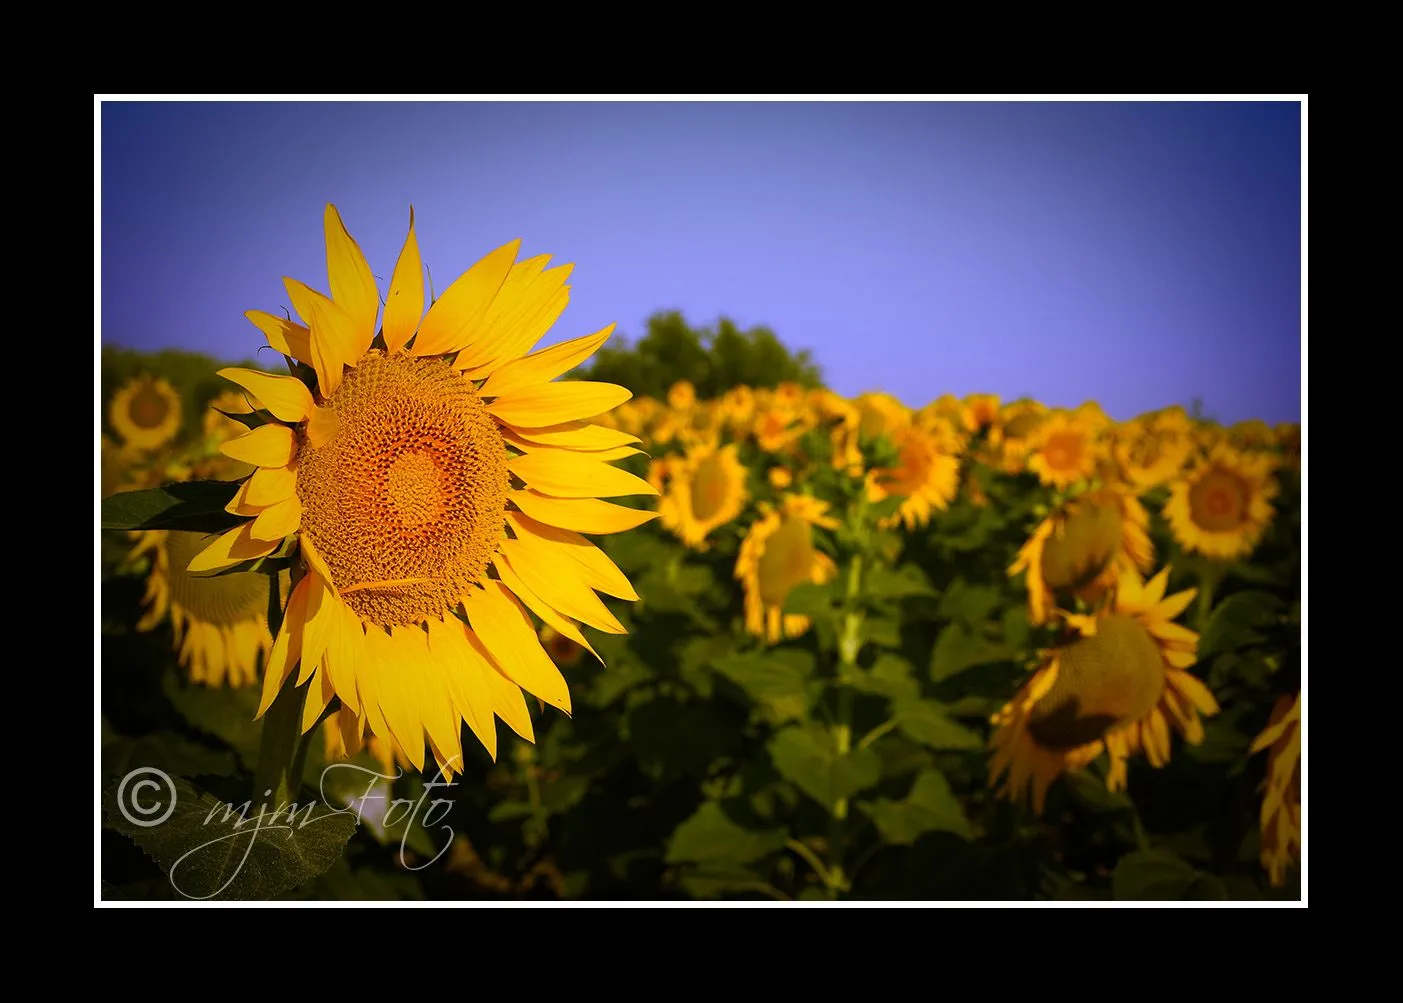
[713,650,815,724]
[936,578,1002,626]
[101,481,243,532]
[1111,850,1228,901]
[894,700,983,750]
[665,801,788,866]
[866,495,905,524]
[103,776,357,901]
[783,580,839,618]
[929,622,1013,682]
[162,670,264,770]
[102,729,238,786]
[1198,591,1286,658]
[847,653,920,701]
[862,616,903,649]
[865,563,936,599]
[768,724,881,812]
[858,769,972,843]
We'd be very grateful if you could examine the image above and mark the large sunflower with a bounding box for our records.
[1009,485,1154,625]
[189,205,655,777]
[133,530,285,687]
[1164,445,1278,560]
[1249,691,1301,887]
[657,441,749,549]
[110,376,183,450]
[736,494,839,645]
[988,567,1219,813]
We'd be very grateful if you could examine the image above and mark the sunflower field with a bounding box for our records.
[98,213,1302,903]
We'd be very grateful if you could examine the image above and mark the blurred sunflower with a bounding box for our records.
[110,376,183,450]
[1274,423,1301,470]
[961,393,1002,441]
[737,494,839,645]
[996,399,1048,474]
[752,404,806,454]
[767,466,793,489]
[1009,485,1153,625]
[1025,412,1100,489]
[191,204,654,777]
[667,380,697,411]
[855,392,910,442]
[1229,419,1276,452]
[657,442,749,549]
[865,421,961,531]
[1164,445,1278,560]
[989,567,1219,813]
[203,389,257,444]
[1249,691,1301,887]
[133,530,286,687]
[1113,410,1194,489]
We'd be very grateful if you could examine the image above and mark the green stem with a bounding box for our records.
[518,744,548,848]
[827,550,866,899]
[856,717,899,752]
[253,672,309,812]
[1195,561,1223,631]
[785,838,834,887]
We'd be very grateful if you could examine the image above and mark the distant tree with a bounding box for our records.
[575,311,823,400]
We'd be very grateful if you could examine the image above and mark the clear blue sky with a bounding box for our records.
[98,99,1302,424]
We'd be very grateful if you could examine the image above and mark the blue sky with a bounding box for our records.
[98,99,1303,424]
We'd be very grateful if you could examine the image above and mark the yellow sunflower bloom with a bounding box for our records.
[1164,445,1278,560]
[996,399,1049,474]
[1009,485,1154,626]
[667,380,697,411]
[1025,412,1101,489]
[989,566,1219,814]
[1112,411,1194,490]
[133,530,285,687]
[736,494,840,645]
[961,393,1002,440]
[1249,691,1301,887]
[1229,419,1276,452]
[191,204,656,778]
[110,376,183,450]
[657,442,750,549]
[1274,423,1301,470]
[752,404,806,454]
[855,392,911,442]
[865,420,962,531]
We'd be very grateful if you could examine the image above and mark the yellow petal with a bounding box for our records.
[286,278,358,397]
[508,511,638,600]
[225,479,271,517]
[301,666,336,735]
[1166,670,1220,716]
[506,421,641,450]
[414,239,520,357]
[488,381,632,427]
[258,575,310,718]
[1150,588,1197,623]
[220,423,297,468]
[383,206,424,353]
[186,523,279,574]
[299,532,339,595]
[427,616,498,761]
[369,627,425,772]
[353,626,394,748]
[250,494,302,542]
[245,310,312,362]
[245,463,299,507]
[454,258,571,374]
[306,406,340,448]
[497,540,626,635]
[468,629,535,744]
[510,490,659,535]
[508,450,658,499]
[397,623,462,774]
[324,204,379,356]
[322,601,362,716]
[479,323,616,398]
[1146,619,1199,646]
[298,576,335,685]
[463,581,571,714]
[217,368,314,423]
[504,434,642,463]
[492,554,600,663]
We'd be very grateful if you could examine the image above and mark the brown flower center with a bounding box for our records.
[690,453,732,522]
[1188,468,1248,532]
[129,384,173,429]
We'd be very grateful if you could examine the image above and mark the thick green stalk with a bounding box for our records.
[253,672,309,812]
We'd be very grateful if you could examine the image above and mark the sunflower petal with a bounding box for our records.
[463,581,571,714]
[245,463,299,507]
[250,494,302,542]
[479,323,616,398]
[496,541,626,635]
[258,575,310,718]
[383,206,424,353]
[217,368,314,423]
[186,523,279,574]
[488,381,632,427]
[454,258,571,374]
[506,421,641,450]
[220,423,297,468]
[414,240,520,357]
[1166,670,1220,716]
[427,616,498,761]
[323,204,379,355]
[493,553,601,662]
[509,490,659,534]
[508,511,638,600]
[245,311,312,362]
[508,450,658,499]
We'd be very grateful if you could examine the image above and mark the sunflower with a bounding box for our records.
[657,442,749,549]
[1249,691,1301,887]
[1025,412,1101,489]
[189,204,655,777]
[854,392,910,442]
[133,530,285,687]
[110,376,183,450]
[667,380,697,411]
[996,399,1048,474]
[962,393,1002,441]
[736,494,839,645]
[988,567,1219,814]
[202,389,257,444]
[1113,410,1194,489]
[1009,485,1154,625]
[539,623,586,669]
[1164,445,1278,560]
[752,404,806,454]
[865,420,961,531]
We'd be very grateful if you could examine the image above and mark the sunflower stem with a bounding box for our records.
[253,671,309,812]
[1195,561,1223,631]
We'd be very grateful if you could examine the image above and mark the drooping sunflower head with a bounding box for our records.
[191,204,655,777]
[1249,691,1301,887]
[1164,444,1278,561]
[1009,485,1154,626]
[110,376,184,451]
[1113,412,1194,489]
[657,442,750,550]
[132,529,284,687]
[1025,413,1101,489]
[996,399,1049,473]
[736,494,840,645]
[989,566,1219,813]
[865,420,962,531]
